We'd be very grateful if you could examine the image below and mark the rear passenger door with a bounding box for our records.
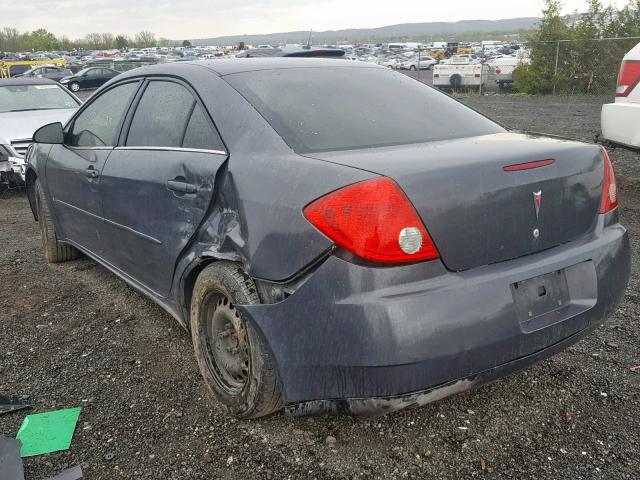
[99,78,228,297]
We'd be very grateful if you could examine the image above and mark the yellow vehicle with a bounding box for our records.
[0,59,68,79]
[457,47,472,55]
[427,50,445,61]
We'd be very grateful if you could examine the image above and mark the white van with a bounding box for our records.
[601,42,640,150]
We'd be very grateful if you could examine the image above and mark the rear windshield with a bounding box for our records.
[225,66,503,153]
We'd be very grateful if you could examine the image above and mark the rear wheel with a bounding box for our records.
[35,179,79,263]
[409,65,417,71]
[191,262,283,418]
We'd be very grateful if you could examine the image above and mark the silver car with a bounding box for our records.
[0,78,80,187]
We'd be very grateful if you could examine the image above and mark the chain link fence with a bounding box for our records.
[518,37,640,96]
[401,37,640,96]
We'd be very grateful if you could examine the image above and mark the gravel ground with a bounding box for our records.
[1,94,639,480]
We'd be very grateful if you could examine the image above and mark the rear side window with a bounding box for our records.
[126,81,194,147]
[127,81,223,151]
[225,67,504,153]
[182,104,223,151]
[67,81,138,147]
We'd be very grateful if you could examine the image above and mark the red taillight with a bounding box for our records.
[495,68,502,75]
[474,73,481,78]
[434,73,439,78]
[616,60,640,97]
[599,147,618,213]
[303,177,439,264]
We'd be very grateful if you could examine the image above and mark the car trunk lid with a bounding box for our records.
[305,132,604,271]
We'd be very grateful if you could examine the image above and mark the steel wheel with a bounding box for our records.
[202,293,251,395]
[69,82,80,92]
[191,261,283,418]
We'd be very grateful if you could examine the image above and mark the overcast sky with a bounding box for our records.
[0,0,626,40]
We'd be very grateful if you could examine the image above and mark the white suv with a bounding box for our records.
[601,42,640,150]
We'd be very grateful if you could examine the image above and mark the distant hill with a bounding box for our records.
[192,17,539,46]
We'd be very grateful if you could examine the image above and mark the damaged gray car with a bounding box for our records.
[25,59,630,418]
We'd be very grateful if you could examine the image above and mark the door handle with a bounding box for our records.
[85,166,99,178]
[166,179,197,194]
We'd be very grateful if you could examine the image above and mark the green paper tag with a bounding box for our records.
[16,407,81,457]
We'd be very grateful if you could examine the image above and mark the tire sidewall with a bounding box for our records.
[70,82,80,92]
[35,180,52,252]
[190,263,271,418]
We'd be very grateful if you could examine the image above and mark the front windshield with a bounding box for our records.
[0,84,80,113]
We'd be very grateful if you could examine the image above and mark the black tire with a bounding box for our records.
[35,179,79,263]
[191,261,283,419]
[69,82,80,92]
[409,65,417,71]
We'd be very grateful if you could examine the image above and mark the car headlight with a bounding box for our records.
[60,78,70,83]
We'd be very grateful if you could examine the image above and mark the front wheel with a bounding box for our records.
[69,82,80,92]
[191,262,283,418]
[409,65,417,71]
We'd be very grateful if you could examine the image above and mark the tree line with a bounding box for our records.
[514,0,640,94]
[0,28,193,53]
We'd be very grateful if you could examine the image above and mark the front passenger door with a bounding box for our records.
[45,81,140,256]
[100,79,228,297]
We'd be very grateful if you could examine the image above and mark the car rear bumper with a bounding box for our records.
[284,322,600,416]
[239,215,629,412]
[601,102,640,149]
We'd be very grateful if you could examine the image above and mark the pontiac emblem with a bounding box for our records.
[533,190,542,220]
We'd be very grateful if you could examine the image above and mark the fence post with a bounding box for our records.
[553,40,560,96]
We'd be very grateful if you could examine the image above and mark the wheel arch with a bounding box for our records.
[181,256,220,326]
[179,254,287,331]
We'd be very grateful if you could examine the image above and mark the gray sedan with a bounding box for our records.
[15,65,74,83]
[25,59,630,418]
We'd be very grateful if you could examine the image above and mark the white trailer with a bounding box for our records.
[433,56,490,90]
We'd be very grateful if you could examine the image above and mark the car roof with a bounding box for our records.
[0,77,59,87]
[115,57,382,80]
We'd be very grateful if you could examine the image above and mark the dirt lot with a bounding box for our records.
[1,94,639,479]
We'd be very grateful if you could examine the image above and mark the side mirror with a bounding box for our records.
[33,122,64,144]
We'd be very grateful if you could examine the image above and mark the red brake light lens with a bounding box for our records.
[616,60,640,97]
[599,147,618,214]
[303,177,439,264]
